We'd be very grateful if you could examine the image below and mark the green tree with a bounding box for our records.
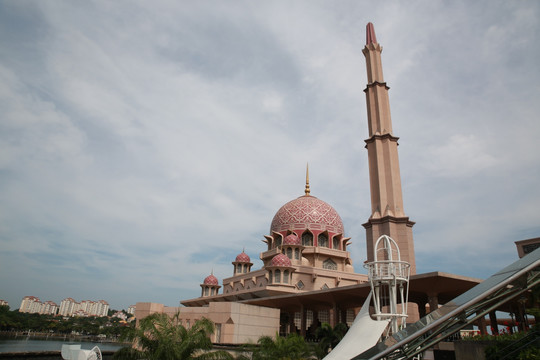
[239,333,313,360]
[314,322,348,358]
[114,313,233,360]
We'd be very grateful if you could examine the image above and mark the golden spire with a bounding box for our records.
[305,163,311,196]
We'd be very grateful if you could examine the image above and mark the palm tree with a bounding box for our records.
[113,312,234,360]
[238,332,314,360]
[314,322,348,359]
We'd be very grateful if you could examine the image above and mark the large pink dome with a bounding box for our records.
[270,195,344,234]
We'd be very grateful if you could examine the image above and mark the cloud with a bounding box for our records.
[422,134,500,177]
[0,0,539,310]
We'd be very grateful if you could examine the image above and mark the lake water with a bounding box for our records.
[0,337,126,353]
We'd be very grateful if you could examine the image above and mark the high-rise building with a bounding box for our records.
[59,297,77,316]
[19,296,41,313]
[59,298,109,317]
[39,301,59,315]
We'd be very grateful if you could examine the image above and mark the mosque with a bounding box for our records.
[134,23,483,344]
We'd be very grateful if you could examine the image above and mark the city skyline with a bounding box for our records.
[17,295,111,317]
[1,1,539,310]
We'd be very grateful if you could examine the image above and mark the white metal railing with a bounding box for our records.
[366,260,410,281]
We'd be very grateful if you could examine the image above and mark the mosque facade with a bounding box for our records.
[190,169,368,307]
[172,171,369,341]
[134,23,482,344]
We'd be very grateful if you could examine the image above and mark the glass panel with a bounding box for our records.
[318,233,328,247]
[353,248,540,359]
[302,232,313,246]
[274,269,281,283]
[323,258,337,270]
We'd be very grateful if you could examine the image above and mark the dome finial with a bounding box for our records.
[305,163,311,196]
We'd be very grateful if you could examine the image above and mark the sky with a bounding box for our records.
[1,1,539,311]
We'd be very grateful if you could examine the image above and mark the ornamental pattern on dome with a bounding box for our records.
[283,234,301,246]
[203,274,219,286]
[270,196,344,234]
[235,252,251,263]
[270,253,292,267]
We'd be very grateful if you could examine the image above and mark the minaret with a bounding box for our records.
[362,22,416,274]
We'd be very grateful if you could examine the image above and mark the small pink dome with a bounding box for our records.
[203,274,219,286]
[235,251,251,263]
[271,253,292,267]
[283,234,301,246]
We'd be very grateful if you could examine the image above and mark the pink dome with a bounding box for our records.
[235,251,251,263]
[270,195,344,234]
[270,253,292,267]
[203,274,219,286]
[283,234,301,246]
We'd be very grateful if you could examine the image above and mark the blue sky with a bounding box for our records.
[1,1,539,310]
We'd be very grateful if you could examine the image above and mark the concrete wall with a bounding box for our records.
[134,301,280,345]
[454,340,494,360]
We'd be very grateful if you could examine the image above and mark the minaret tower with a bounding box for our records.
[362,23,416,274]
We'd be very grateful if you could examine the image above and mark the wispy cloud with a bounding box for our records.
[0,1,539,309]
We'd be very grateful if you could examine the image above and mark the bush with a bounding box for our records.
[483,325,539,360]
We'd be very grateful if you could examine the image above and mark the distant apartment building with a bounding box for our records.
[19,296,58,315]
[39,301,59,315]
[59,297,109,317]
[17,296,111,317]
[0,300,8,307]
[58,297,78,316]
[127,305,136,315]
[19,296,41,313]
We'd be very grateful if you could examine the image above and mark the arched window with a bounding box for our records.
[275,236,282,248]
[333,237,339,250]
[283,270,289,284]
[243,264,248,273]
[286,247,292,259]
[318,233,328,247]
[323,258,337,270]
[302,232,313,246]
[294,248,299,260]
[204,287,209,296]
[274,269,281,283]
[211,288,215,296]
